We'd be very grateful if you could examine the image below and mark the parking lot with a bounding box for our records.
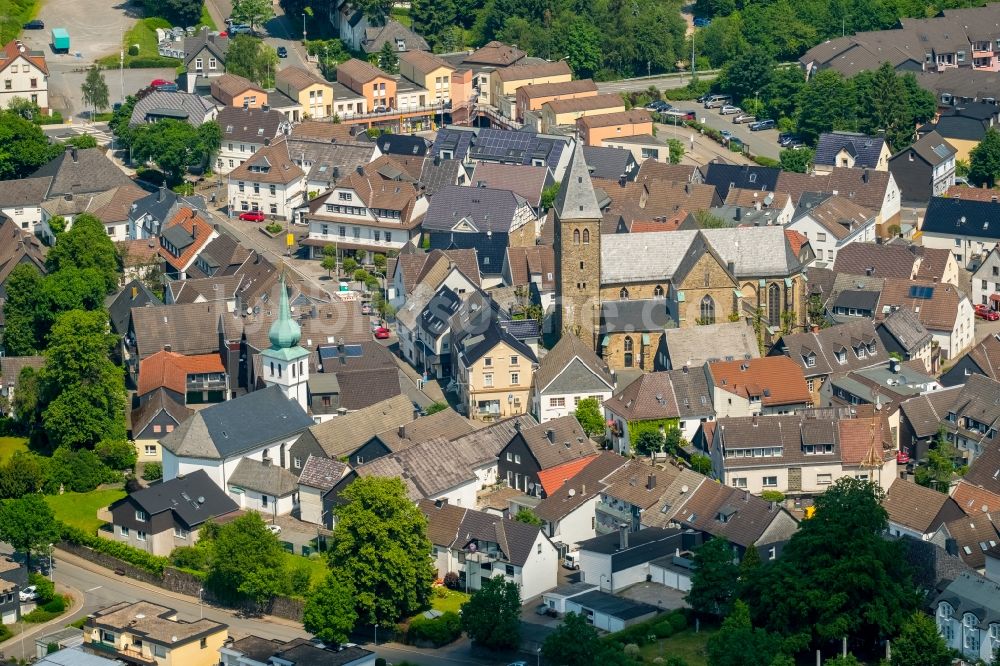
[17,0,140,63]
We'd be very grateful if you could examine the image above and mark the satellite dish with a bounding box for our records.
[680,485,689,493]
[568,488,576,497]
[246,306,253,315]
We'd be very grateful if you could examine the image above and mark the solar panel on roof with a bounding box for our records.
[908,285,934,299]
[318,345,364,359]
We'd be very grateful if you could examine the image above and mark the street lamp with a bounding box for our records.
[302,14,307,42]
[374,622,378,646]
[198,588,204,619]
[48,544,53,582]
[537,647,542,666]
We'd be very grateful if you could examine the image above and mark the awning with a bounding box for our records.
[991,294,1000,302]
[676,291,685,302]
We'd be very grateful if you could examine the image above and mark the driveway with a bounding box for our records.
[680,105,782,161]
[18,0,141,62]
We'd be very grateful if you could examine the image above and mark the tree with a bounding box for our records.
[1,264,44,355]
[634,430,664,457]
[686,537,739,617]
[890,612,952,666]
[153,0,205,25]
[542,612,605,666]
[357,0,394,26]
[40,310,126,449]
[132,119,220,183]
[321,254,337,277]
[689,453,712,475]
[411,0,457,50]
[231,0,275,32]
[46,212,121,293]
[779,148,813,173]
[304,571,358,645]
[204,512,288,609]
[0,495,59,568]
[706,600,788,666]
[328,477,435,625]
[62,134,98,149]
[668,138,685,164]
[378,41,399,73]
[970,127,1000,188]
[694,210,729,229]
[0,451,49,498]
[0,111,63,180]
[514,508,543,526]
[561,18,602,78]
[795,69,856,145]
[915,429,961,493]
[12,367,40,426]
[460,576,522,650]
[719,47,775,105]
[573,397,605,437]
[80,66,110,119]
[95,439,137,471]
[222,35,279,87]
[109,95,138,149]
[541,182,560,210]
[739,543,761,579]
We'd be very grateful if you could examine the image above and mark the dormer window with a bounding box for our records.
[803,353,816,368]
[835,348,847,364]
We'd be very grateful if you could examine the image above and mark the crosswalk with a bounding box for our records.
[43,124,114,146]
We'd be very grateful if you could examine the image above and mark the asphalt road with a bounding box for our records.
[666,102,783,161]
[596,70,719,94]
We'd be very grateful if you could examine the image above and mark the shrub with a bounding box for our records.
[752,155,780,168]
[61,524,168,575]
[653,620,675,638]
[171,545,209,571]
[265,222,283,234]
[761,490,785,503]
[29,573,55,603]
[406,611,462,646]
[69,617,88,629]
[135,168,166,186]
[288,563,312,595]
[142,462,163,481]
[433,586,450,599]
[42,595,66,613]
[353,269,369,282]
[624,643,641,658]
[127,56,182,68]
[24,595,67,622]
[668,611,687,632]
[443,572,460,590]
[35,111,64,125]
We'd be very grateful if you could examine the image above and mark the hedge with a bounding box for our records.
[405,611,462,647]
[605,610,688,647]
[61,523,168,576]
[24,594,68,622]
[126,56,181,69]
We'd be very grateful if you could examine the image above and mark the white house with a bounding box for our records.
[419,499,559,600]
[215,106,289,175]
[576,526,702,594]
[972,244,1000,310]
[531,333,614,424]
[921,196,1000,269]
[934,572,1000,662]
[0,39,48,112]
[875,279,975,362]
[0,177,47,234]
[883,478,964,540]
[226,139,306,221]
[787,193,877,267]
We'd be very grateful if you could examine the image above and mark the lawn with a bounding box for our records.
[430,588,469,614]
[199,5,216,30]
[98,17,185,68]
[45,488,126,534]
[390,6,411,27]
[637,628,716,666]
[283,552,328,587]
[0,437,27,464]
[0,0,39,44]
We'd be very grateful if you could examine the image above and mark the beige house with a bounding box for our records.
[399,50,454,103]
[540,94,626,132]
[275,66,334,121]
[84,601,227,666]
[455,320,538,420]
[226,138,306,220]
[490,60,572,112]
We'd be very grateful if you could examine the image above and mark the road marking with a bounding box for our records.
[86,585,102,592]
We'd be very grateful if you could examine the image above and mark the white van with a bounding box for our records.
[703,94,732,109]
[563,551,580,570]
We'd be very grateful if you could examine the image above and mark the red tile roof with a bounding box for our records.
[158,207,216,271]
[785,229,808,256]
[708,356,812,407]
[537,454,599,496]
[138,350,225,397]
[0,40,47,75]
[952,481,1000,516]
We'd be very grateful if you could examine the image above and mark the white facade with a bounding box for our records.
[161,432,303,491]
[0,49,48,111]
[431,530,558,600]
[923,229,1000,269]
[228,175,306,221]
[298,485,324,525]
[260,352,310,413]
[541,496,600,548]
[787,213,876,267]
[717,458,897,496]
[1,203,42,234]
[229,484,296,517]
[936,601,1000,662]
[217,140,264,175]
[972,246,1000,308]
[933,295,976,361]
[877,173,902,226]
[649,560,693,591]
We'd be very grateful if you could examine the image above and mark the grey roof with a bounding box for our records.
[431,126,570,171]
[183,29,229,67]
[447,414,537,468]
[554,143,602,221]
[31,148,132,197]
[515,416,599,470]
[114,469,238,529]
[893,130,956,167]
[36,647,122,666]
[834,290,881,312]
[361,19,428,54]
[600,230,699,283]
[228,457,299,497]
[923,195,1000,241]
[422,184,529,233]
[878,307,933,353]
[107,280,161,335]
[418,499,545,567]
[582,145,637,181]
[566,590,659,620]
[662,321,759,369]
[533,334,614,395]
[419,157,466,195]
[130,388,192,435]
[700,227,802,277]
[899,386,963,438]
[308,394,416,458]
[933,572,1000,626]
[286,137,377,187]
[814,132,886,169]
[129,91,215,127]
[599,299,675,334]
[129,187,204,226]
[0,176,51,206]
[456,317,537,366]
[218,106,285,143]
[159,385,313,459]
[357,437,477,499]
[774,318,883,377]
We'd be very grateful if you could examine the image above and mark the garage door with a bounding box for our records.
[2,608,16,624]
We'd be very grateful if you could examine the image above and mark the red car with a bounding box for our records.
[239,211,266,222]
[150,78,173,88]
[374,326,391,340]
[975,304,1000,321]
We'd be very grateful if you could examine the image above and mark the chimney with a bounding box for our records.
[682,364,689,374]
[356,165,365,175]
[752,415,758,427]
[398,424,406,439]
[514,419,522,432]
[735,207,741,222]
[546,428,555,443]
[158,183,166,202]
[889,358,900,374]
[581,483,586,494]
[646,474,656,490]
[163,344,172,352]
[618,523,629,550]
[71,147,78,162]
[862,168,869,184]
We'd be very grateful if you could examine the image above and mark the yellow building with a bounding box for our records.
[455,320,538,421]
[540,93,626,132]
[84,601,228,666]
[275,65,334,121]
[399,50,455,103]
[490,60,572,111]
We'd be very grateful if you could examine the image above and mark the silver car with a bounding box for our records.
[719,105,741,115]
[733,113,756,124]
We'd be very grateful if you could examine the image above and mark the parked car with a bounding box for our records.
[19,585,37,602]
[719,105,741,115]
[778,132,795,145]
[954,176,971,187]
[150,78,173,88]
[361,302,373,315]
[155,83,178,92]
[693,16,711,27]
[276,46,288,58]
[975,304,1000,321]
[749,119,776,131]
[662,109,694,122]
[239,211,266,222]
[535,603,551,616]
[779,134,803,147]
[703,94,732,109]
[23,19,44,29]
[719,129,733,144]
[374,326,391,339]
[267,524,282,536]
[229,24,252,34]
[733,113,756,124]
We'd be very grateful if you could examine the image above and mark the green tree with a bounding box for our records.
[321,254,337,277]
[62,134,98,149]
[95,439,137,471]
[761,64,805,123]
[0,495,59,568]
[378,41,399,73]
[45,212,119,293]
[541,182,560,209]
[0,451,49,498]
[970,127,1000,188]
[460,576,522,650]
[689,453,712,475]
[779,148,813,173]
[411,0,457,50]
[40,310,126,449]
[514,508,543,526]
[12,367,40,427]
[573,397,605,438]
[0,110,63,179]
[131,119,219,183]
[739,543,761,579]
[1,264,44,355]
[719,46,774,105]
[795,69,856,144]
[634,430,664,457]
[358,0,393,26]
[706,600,788,666]
[668,138,685,164]
[686,537,739,616]
[80,66,110,119]
[109,95,138,149]
[204,512,288,609]
[424,401,448,415]
[694,210,729,229]
[824,656,862,666]
[561,18,602,78]
[222,36,279,87]
[541,612,604,666]
[231,0,275,32]
[890,611,951,666]
[915,429,961,493]
[303,571,358,645]
[328,477,435,625]
[156,0,205,25]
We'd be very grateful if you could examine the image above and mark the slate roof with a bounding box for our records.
[515,416,599,470]
[297,455,349,491]
[962,333,1000,381]
[675,482,790,548]
[361,20,428,54]
[372,408,476,454]
[662,322,758,370]
[422,183,529,233]
[129,91,216,127]
[933,572,1000,626]
[577,527,692,569]
[30,148,132,196]
[894,130,956,167]
[449,415,537,468]
[455,315,537,366]
[533,333,613,395]
[582,145,636,181]
[877,307,933,354]
[923,195,1000,241]
[183,29,229,67]
[375,133,430,158]
[286,137,378,188]
[358,436,477,498]
[708,356,812,407]
[774,319,883,377]
[533,451,629,522]
[0,176,50,207]
[218,106,285,143]
[228,457,299,497]
[419,157,466,195]
[884,478,960,534]
[307,394,415,458]
[564,591,656,620]
[604,370,712,422]
[159,385,313,459]
[113,469,237,529]
[129,302,228,359]
[814,132,886,169]
[130,388,192,435]
[0,217,46,286]
[418,499,544,567]
[700,162,780,202]
[937,517,1000,569]
[471,162,551,208]
[899,386,962,439]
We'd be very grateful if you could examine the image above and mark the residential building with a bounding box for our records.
[105,470,238,556]
[972,244,1000,309]
[0,355,44,418]
[578,110,654,147]
[498,416,598,496]
[227,139,306,221]
[394,284,464,380]
[922,103,1000,161]
[0,217,45,299]
[710,407,897,495]
[540,94,627,133]
[286,135,378,193]
[84,601,227,666]
[137,350,229,406]
[226,456,299,516]
[0,557,27,624]
[38,181,146,241]
[296,456,350,526]
[129,389,192,463]
[389,247,481,309]
[582,146,639,182]
[884,478,964,540]
[516,79,598,123]
[420,499,559,600]
[210,73,266,108]
[342,407,474,468]
[941,332,1000,386]
[898,386,962,461]
[0,39,48,111]
[776,167,902,230]
[931,516,1000,570]
[658,322,759,371]
[275,66,333,121]
[336,5,427,56]
[30,145,131,199]
[923,196,1000,269]
[722,188,796,225]
[888,131,957,202]
[770,319,887,405]
[215,106,288,175]
[876,307,935,372]
[491,60,573,115]
[183,29,228,93]
[932,572,1000,662]
[0,177,49,233]
[336,59,397,111]
[832,242,959,285]
[470,163,554,215]
[158,207,219,279]
[594,460,701,534]
[309,341,402,416]
[564,590,659,632]
[577,527,702,594]
[128,184,207,240]
[398,50,454,104]
[129,90,217,127]
[786,193,877,267]
[530,334,614,424]
[813,132,891,174]
[503,245,557,311]
[700,162,780,203]
[707,356,813,418]
[437,41,527,107]
[452,315,538,420]
[940,374,1000,464]
[219,635,376,666]
[875,278,975,361]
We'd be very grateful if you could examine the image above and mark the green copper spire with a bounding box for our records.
[268,275,302,349]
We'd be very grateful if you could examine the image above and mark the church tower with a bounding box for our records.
[261,275,310,413]
[554,143,603,351]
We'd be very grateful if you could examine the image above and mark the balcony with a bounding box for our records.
[596,500,633,523]
[186,378,228,391]
[87,642,157,665]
